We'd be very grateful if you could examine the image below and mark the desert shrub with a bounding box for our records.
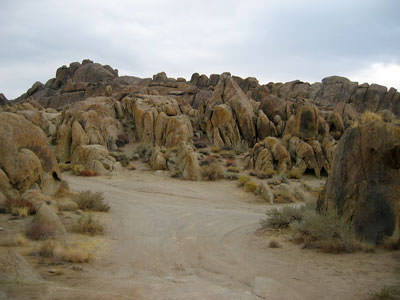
[201,162,224,181]
[370,286,400,300]
[72,164,85,176]
[287,168,304,179]
[275,191,297,203]
[227,166,240,173]
[269,240,281,248]
[134,142,153,160]
[244,181,259,194]
[26,222,56,240]
[210,146,221,153]
[5,197,35,215]
[238,175,251,186]
[37,240,91,263]
[234,141,248,155]
[219,150,235,159]
[170,169,181,178]
[290,207,365,253]
[261,205,307,229]
[59,163,72,172]
[80,169,99,177]
[73,191,110,212]
[256,169,276,179]
[71,215,104,236]
[353,111,383,128]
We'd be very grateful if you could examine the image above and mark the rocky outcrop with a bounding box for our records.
[205,73,257,147]
[318,120,400,242]
[0,248,42,283]
[71,145,122,175]
[176,143,201,180]
[0,112,61,197]
[0,93,8,105]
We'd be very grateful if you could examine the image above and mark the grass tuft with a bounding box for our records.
[73,191,110,212]
[71,215,104,236]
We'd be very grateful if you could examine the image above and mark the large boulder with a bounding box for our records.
[0,112,61,196]
[319,121,400,242]
[210,74,257,146]
[0,93,8,105]
[71,144,122,175]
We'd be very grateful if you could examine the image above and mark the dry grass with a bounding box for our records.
[5,197,35,215]
[72,164,85,176]
[201,162,225,181]
[37,240,91,263]
[287,168,304,179]
[59,163,72,172]
[73,191,110,212]
[244,181,259,194]
[227,166,240,173]
[256,169,276,179]
[261,202,370,253]
[71,215,104,236]
[56,180,71,198]
[238,175,251,186]
[353,111,383,127]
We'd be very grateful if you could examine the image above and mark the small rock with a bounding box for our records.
[0,227,3,231]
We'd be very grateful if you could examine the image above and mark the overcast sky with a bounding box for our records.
[1,0,399,99]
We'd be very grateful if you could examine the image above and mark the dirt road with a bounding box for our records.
[32,165,394,300]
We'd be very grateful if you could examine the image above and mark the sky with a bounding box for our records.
[1,0,399,99]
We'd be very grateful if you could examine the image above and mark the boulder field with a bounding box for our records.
[1,59,399,243]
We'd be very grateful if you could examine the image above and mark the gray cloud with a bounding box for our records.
[1,0,399,99]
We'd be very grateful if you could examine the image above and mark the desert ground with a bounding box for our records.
[2,162,398,300]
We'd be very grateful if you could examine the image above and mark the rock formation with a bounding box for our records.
[318,120,400,242]
[0,112,61,198]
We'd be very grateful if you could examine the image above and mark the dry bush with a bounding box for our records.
[225,159,236,167]
[26,222,56,240]
[227,166,240,173]
[71,215,104,236]
[5,197,35,215]
[244,181,259,194]
[234,141,248,155]
[269,240,281,248]
[59,163,72,172]
[290,207,366,253]
[72,164,85,176]
[275,191,297,204]
[201,162,225,181]
[80,170,99,177]
[261,205,307,229]
[256,169,276,179]
[73,191,110,212]
[37,240,91,263]
[287,168,304,179]
[238,175,251,186]
[353,111,383,127]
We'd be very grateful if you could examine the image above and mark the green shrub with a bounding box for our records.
[227,166,240,173]
[71,215,104,236]
[73,191,110,212]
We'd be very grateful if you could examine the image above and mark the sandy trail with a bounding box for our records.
[43,167,399,300]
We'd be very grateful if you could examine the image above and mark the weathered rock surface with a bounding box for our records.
[0,112,61,196]
[319,121,400,242]
[0,248,42,283]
